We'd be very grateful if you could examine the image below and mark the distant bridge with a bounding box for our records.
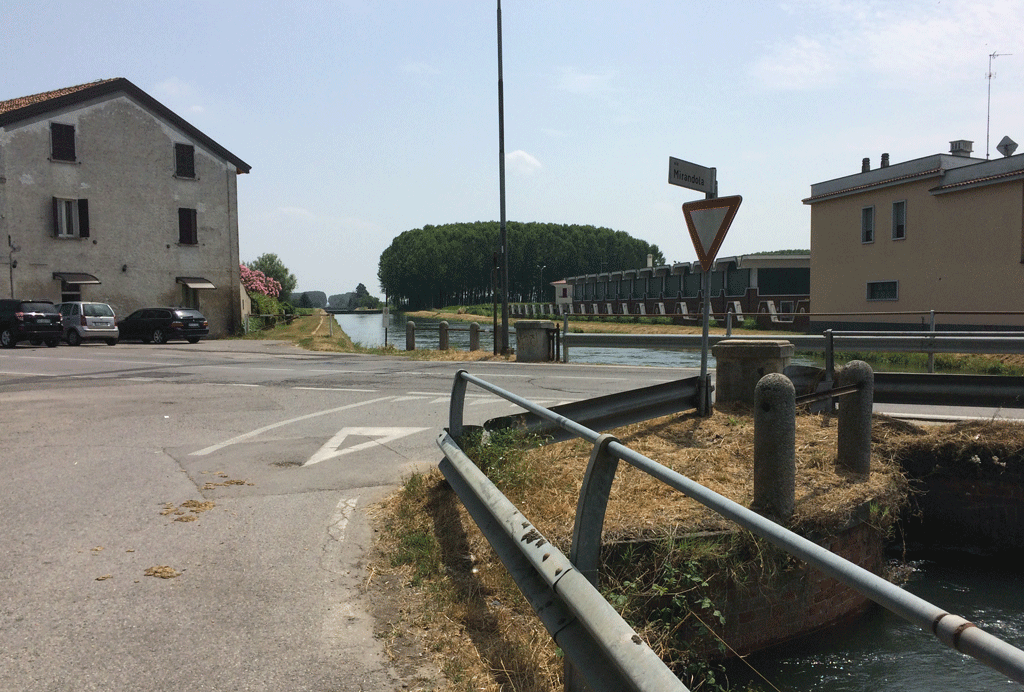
[323,308,384,315]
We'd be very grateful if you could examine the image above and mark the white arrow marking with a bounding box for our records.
[303,426,429,467]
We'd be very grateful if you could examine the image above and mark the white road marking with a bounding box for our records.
[293,387,377,393]
[328,497,358,541]
[189,396,394,456]
[303,427,430,467]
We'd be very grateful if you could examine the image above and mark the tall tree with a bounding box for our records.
[248,253,297,297]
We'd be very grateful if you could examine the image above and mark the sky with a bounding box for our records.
[4,1,1023,299]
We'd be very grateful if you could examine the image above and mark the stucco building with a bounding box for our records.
[0,78,250,337]
[804,140,1024,330]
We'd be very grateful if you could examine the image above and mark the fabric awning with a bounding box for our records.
[53,272,101,284]
[176,276,216,290]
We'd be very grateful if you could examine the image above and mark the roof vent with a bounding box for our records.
[881,153,890,168]
[949,140,974,157]
[862,157,870,173]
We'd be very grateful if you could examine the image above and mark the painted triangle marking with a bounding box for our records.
[303,427,429,467]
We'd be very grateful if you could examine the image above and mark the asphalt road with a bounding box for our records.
[0,339,689,691]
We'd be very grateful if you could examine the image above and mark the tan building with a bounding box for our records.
[0,78,251,337]
[804,140,1024,330]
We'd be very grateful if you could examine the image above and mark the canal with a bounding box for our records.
[334,312,1023,689]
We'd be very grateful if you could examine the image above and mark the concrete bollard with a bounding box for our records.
[712,339,795,406]
[470,322,480,351]
[514,320,556,362]
[836,360,874,476]
[439,321,449,350]
[752,373,796,523]
[405,321,416,351]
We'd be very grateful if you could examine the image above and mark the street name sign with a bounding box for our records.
[668,156,716,195]
[683,195,742,272]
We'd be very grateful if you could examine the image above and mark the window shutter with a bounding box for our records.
[51,123,76,161]
[78,199,90,238]
[52,197,60,236]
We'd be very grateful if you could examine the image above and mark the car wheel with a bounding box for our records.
[187,337,200,344]
[0,329,14,348]
[66,330,82,346]
[151,328,166,344]
[45,338,59,348]
[105,338,118,346]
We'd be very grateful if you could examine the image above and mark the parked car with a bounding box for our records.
[117,307,209,344]
[56,301,119,346]
[0,299,63,348]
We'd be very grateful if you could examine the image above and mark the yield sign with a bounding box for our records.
[682,195,742,272]
[303,426,428,466]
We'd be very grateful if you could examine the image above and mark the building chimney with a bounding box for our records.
[949,140,974,157]
[881,153,890,168]
[862,157,870,173]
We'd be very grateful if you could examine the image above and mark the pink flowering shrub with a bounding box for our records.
[240,264,282,297]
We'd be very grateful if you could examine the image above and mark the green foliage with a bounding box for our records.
[833,351,1024,376]
[378,221,665,310]
[248,253,298,296]
[249,291,280,316]
[460,427,541,493]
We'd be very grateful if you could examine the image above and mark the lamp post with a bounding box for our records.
[538,264,545,302]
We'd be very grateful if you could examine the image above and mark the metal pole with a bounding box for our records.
[497,1,510,355]
[699,268,711,415]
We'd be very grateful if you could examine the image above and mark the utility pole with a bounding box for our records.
[496,0,510,355]
[987,51,1012,159]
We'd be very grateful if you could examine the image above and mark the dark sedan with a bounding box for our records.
[117,308,209,344]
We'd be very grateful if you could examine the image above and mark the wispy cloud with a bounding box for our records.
[507,150,542,176]
[751,0,1024,91]
[554,66,616,96]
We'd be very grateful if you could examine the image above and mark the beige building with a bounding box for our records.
[803,140,1024,330]
[0,78,251,337]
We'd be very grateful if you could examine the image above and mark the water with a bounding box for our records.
[725,556,1023,691]
[334,312,792,369]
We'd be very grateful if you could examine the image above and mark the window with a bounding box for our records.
[52,197,90,238]
[861,206,875,243]
[178,208,198,245]
[867,280,898,301]
[892,200,906,240]
[60,282,82,303]
[181,285,200,308]
[175,143,196,178]
[50,123,76,161]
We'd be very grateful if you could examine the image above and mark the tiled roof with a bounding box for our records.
[0,78,120,116]
[802,168,942,204]
[930,167,1024,193]
[0,77,250,173]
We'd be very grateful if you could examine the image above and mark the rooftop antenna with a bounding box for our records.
[987,51,1012,159]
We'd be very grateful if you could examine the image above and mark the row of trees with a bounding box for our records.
[377,221,664,310]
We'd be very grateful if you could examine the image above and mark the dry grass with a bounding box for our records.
[365,408,936,691]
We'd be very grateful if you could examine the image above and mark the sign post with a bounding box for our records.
[681,193,743,416]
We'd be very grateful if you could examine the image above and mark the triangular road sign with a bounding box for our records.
[682,195,742,272]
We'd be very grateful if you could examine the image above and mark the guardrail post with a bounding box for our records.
[439,321,449,350]
[470,322,480,351]
[563,313,569,362]
[405,320,416,351]
[928,310,936,373]
[448,369,469,442]
[753,374,795,523]
[836,360,873,476]
[570,434,620,588]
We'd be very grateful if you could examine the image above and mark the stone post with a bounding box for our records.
[711,339,794,406]
[439,321,449,350]
[836,360,873,476]
[752,373,795,523]
[469,322,480,351]
[405,321,415,351]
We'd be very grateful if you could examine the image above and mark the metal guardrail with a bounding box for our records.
[562,331,1024,358]
[439,370,1024,690]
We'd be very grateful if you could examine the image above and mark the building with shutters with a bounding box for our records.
[0,78,251,337]
[804,140,1024,330]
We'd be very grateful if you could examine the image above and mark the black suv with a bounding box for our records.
[117,307,209,344]
[0,299,63,348]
